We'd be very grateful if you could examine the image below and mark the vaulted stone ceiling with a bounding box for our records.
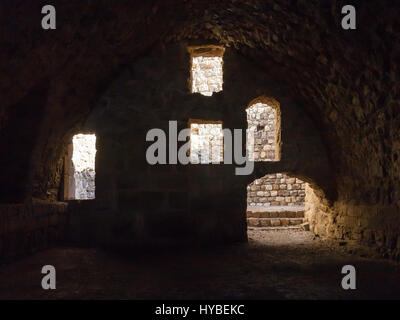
[0,0,399,206]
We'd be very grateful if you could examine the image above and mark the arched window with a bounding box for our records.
[246,97,281,161]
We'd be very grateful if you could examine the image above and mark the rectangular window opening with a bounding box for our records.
[64,133,96,200]
[189,119,223,164]
[188,46,225,96]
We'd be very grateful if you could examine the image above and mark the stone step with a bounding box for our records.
[247,210,304,218]
[247,217,304,228]
[248,226,302,231]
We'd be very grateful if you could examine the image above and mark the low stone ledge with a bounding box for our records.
[0,201,68,263]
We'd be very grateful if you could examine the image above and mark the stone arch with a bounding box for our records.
[277,171,333,234]
[246,171,330,230]
[247,172,306,208]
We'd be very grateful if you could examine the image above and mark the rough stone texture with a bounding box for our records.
[189,122,223,164]
[247,173,306,207]
[191,56,223,96]
[247,217,303,228]
[74,169,96,200]
[0,201,68,263]
[305,184,400,261]
[71,134,96,200]
[0,1,399,258]
[247,102,278,161]
[62,43,332,249]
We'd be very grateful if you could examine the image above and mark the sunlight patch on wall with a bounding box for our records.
[189,122,223,164]
[71,134,96,200]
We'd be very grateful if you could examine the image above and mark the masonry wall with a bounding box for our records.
[247,103,277,161]
[247,173,306,207]
[63,43,333,250]
[0,201,68,263]
[305,185,400,261]
[67,134,96,200]
[189,122,223,164]
[1,1,398,261]
[245,102,306,209]
[191,56,223,96]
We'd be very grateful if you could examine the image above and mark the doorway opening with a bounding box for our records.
[247,173,306,229]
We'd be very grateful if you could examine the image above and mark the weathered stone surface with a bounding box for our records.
[304,184,400,261]
[247,101,279,161]
[248,173,306,207]
[191,56,223,96]
[54,42,331,250]
[0,1,398,259]
[0,201,68,262]
[71,134,96,200]
[189,122,223,164]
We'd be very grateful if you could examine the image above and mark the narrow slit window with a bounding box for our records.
[189,120,223,164]
[64,134,96,200]
[188,46,225,96]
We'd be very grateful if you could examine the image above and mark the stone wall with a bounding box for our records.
[74,169,96,200]
[191,56,223,97]
[0,201,68,262]
[247,173,306,207]
[246,102,277,161]
[65,134,96,200]
[67,43,332,250]
[189,122,223,164]
[1,1,399,259]
[305,185,400,261]
[189,46,224,97]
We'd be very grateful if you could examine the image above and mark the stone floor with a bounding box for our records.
[0,229,399,300]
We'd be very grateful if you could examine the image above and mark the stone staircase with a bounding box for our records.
[247,206,305,230]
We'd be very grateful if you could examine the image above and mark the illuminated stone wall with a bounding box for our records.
[191,56,223,96]
[247,103,277,161]
[189,123,223,164]
[247,173,306,207]
[71,134,96,200]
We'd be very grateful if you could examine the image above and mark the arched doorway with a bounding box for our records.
[247,173,306,229]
